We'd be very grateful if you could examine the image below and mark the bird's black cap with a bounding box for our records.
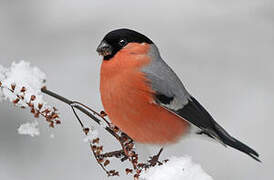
[97,28,153,60]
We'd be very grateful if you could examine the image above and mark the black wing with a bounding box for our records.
[155,93,260,162]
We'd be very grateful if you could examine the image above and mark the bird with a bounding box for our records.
[96,28,260,162]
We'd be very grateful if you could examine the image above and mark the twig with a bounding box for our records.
[98,150,125,159]
[90,142,112,176]
[67,96,119,176]
[71,101,110,126]
[41,87,100,124]
[148,148,164,166]
[41,87,117,137]
[71,106,85,128]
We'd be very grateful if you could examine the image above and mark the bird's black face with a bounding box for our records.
[96,28,153,60]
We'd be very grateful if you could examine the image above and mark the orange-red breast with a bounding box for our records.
[97,28,260,162]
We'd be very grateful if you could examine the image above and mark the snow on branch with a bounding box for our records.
[0,61,60,136]
[140,156,213,180]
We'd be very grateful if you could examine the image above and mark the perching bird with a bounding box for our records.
[96,28,260,162]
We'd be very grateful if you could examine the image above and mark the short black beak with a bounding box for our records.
[96,40,112,56]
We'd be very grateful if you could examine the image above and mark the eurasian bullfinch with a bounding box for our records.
[96,28,260,162]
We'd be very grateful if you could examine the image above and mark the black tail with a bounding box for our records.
[214,123,261,162]
[174,96,260,162]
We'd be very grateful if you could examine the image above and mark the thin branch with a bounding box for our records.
[71,101,110,126]
[41,87,100,124]
[90,142,112,176]
[41,87,117,137]
[66,95,117,176]
[98,150,125,159]
[71,106,85,128]
[148,148,164,166]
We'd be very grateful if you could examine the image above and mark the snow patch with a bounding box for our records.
[17,121,40,137]
[0,61,59,137]
[140,156,213,180]
[0,61,47,108]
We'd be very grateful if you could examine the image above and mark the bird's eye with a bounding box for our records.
[119,39,127,47]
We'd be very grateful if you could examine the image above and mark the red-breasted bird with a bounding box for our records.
[96,28,260,162]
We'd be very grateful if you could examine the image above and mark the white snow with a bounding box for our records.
[140,156,213,180]
[0,61,55,137]
[17,121,40,137]
[0,61,47,108]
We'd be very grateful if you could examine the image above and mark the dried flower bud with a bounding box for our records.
[30,95,36,101]
[83,128,89,135]
[13,98,20,104]
[20,86,26,92]
[49,121,54,128]
[97,146,103,152]
[125,168,133,174]
[109,170,119,176]
[91,145,97,150]
[30,107,35,114]
[34,112,39,118]
[136,169,141,174]
[134,174,139,180]
[52,113,59,119]
[11,84,16,91]
[55,120,61,124]
[95,150,101,156]
[113,126,119,133]
[103,160,110,166]
[100,111,107,117]
[92,138,100,144]
[38,103,43,109]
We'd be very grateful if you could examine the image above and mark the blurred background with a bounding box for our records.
[0,0,273,179]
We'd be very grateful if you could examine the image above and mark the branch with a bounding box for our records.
[41,86,167,179]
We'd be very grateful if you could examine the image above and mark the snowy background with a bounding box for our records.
[0,0,273,179]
